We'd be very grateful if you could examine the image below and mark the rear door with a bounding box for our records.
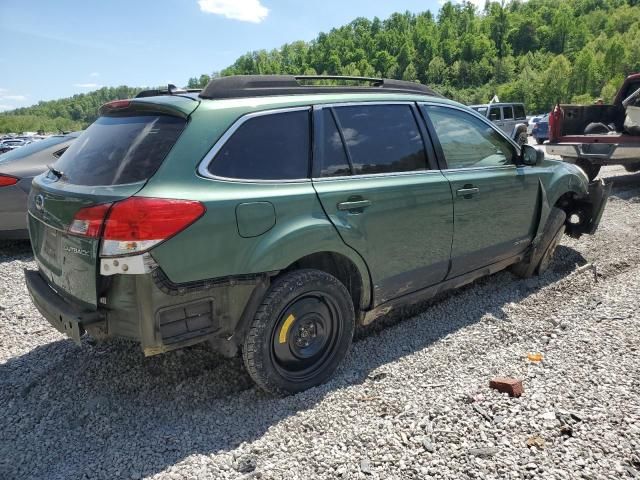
[501,105,515,137]
[28,108,190,309]
[420,104,539,278]
[312,103,453,305]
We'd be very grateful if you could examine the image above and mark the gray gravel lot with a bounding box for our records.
[1,165,639,480]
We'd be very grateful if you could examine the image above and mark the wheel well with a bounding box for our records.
[554,192,591,238]
[284,252,364,313]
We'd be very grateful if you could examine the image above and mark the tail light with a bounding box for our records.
[68,197,205,257]
[0,174,19,187]
[69,203,112,238]
[101,197,205,256]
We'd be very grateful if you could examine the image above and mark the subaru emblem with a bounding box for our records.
[35,194,44,211]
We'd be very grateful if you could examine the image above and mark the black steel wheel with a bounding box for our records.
[243,269,355,395]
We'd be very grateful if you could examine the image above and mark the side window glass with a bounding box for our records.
[318,109,351,177]
[488,107,500,121]
[514,105,526,119]
[425,106,515,169]
[209,109,310,180]
[332,104,427,175]
[503,106,514,120]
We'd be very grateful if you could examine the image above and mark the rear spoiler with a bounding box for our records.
[98,96,198,119]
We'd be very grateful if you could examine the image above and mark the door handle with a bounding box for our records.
[337,199,371,211]
[456,186,480,199]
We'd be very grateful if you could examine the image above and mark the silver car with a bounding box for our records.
[0,133,80,239]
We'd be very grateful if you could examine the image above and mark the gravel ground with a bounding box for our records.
[1,165,639,480]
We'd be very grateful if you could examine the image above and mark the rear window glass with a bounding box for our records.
[209,109,310,180]
[332,104,427,175]
[53,115,185,186]
[502,106,514,120]
[514,105,526,119]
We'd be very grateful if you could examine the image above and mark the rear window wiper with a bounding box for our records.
[46,164,64,180]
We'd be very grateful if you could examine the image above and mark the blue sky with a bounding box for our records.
[0,0,479,111]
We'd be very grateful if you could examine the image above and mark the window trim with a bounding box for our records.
[312,101,436,180]
[488,105,501,122]
[502,105,514,120]
[197,106,313,183]
[419,102,520,172]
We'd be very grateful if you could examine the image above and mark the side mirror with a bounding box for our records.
[521,144,543,166]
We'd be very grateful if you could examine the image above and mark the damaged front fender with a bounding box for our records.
[564,179,612,237]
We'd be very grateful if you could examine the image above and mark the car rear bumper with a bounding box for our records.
[25,265,268,357]
[0,228,29,240]
[0,183,29,233]
[547,143,640,163]
[24,269,105,344]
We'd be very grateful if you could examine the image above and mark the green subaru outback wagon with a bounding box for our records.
[25,75,610,394]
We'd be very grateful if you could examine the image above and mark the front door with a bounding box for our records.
[312,103,453,305]
[421,104,540,278]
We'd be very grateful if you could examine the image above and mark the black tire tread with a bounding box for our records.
[242,269,354,396]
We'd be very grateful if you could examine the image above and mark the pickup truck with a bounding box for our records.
[546,73,640,180]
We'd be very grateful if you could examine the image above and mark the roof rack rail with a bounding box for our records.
[135,84,202,98]
[199,75,442,100]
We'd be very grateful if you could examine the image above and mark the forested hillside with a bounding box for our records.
[203,0,640,111]
[0,86,141,133]
[2,0,639,133]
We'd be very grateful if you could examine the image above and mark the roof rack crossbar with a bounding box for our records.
[198,75,442,100]
[295,75,384,86]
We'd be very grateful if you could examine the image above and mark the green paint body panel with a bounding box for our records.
[24,89,598,357]
[236,202,276,238]
[313,171,453,305]
[443,165,540,277]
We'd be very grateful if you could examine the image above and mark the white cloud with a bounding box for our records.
[198,0,269,23]
[73,83,102,88]
[89,72,100,77]
[1,95,27,101]
[0,104,13,112]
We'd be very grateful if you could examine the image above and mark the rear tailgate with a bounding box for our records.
[27,96,196,309]
[28,179,145,309]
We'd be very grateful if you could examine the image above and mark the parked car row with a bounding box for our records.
[17,75,610,395]
[532,114,550,145]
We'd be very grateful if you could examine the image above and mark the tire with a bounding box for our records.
[516,131,528,147]
[576,158,601,181]
[536,138,545,145]
[584,122,611,135]
[242,269,355,395]
[511,207,567,278]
